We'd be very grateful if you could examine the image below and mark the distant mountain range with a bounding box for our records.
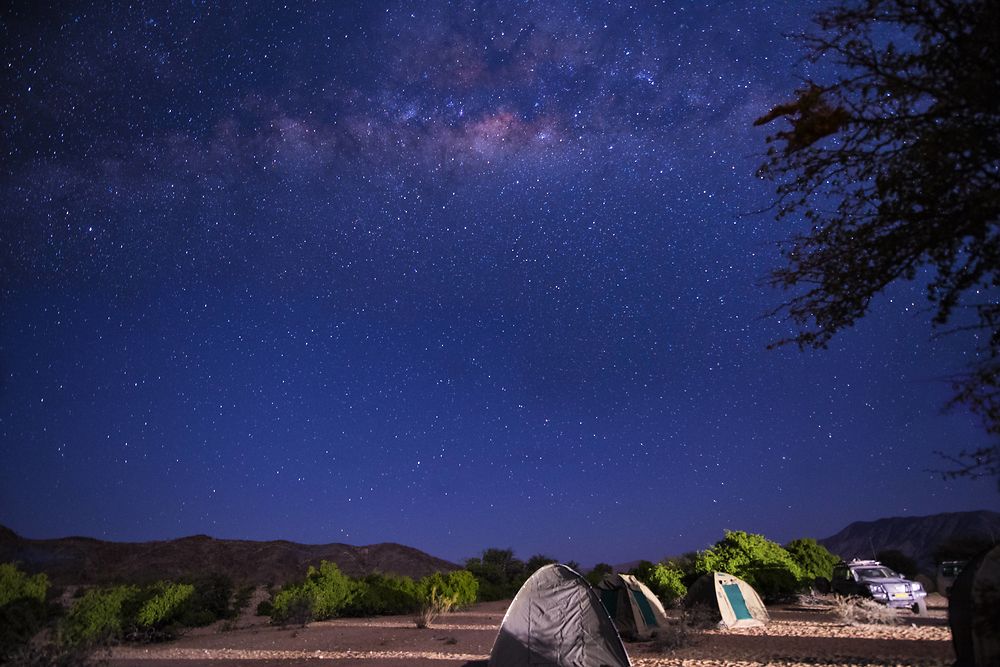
[0,525,458,586]
[819,510,1000,572]
[5,510,997,586]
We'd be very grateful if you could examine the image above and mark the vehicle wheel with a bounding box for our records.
[912,598,927,616]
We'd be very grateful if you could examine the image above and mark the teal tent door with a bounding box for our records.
[631,590,658,627]
[722,583,752,620]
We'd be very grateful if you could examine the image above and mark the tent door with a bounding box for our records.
[600,589,619,619]
[722,583,752,620]
[631,590,658,627]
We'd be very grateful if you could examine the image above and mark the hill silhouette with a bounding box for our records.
[0,526,459,586]
[819,510,1000,573]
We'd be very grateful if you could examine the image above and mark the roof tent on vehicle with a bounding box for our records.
[684,571,769,629]
[488,563,631,667]
[593,572,670,640]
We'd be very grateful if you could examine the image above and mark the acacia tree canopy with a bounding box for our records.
[755,0,1000,477]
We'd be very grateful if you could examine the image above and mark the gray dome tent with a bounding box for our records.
[684,571,769,629]
[594,573,669,640]
[488,563,631,667]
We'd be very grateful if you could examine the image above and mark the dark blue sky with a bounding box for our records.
[1,1,995,566]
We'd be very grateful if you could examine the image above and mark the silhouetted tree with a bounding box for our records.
[463,548,527,601]
[876,549,920,579]
[586,563,613,586]
[524,554,558,574]
[755,0,1000,480]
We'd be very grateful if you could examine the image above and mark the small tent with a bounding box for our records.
[594,573,670,640]
[684,572,769,629]
[489,563,631,667]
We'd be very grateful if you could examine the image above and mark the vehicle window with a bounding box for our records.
[856,567,894,578]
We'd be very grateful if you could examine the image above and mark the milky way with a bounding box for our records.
[1,1,994,565]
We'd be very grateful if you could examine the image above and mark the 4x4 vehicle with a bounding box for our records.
[831,559,927,613]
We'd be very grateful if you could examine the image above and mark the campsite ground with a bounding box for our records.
[108,594,955,666]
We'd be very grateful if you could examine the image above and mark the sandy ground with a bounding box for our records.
[108,595,955,666]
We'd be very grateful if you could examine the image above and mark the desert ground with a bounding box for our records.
[108,593,955,667]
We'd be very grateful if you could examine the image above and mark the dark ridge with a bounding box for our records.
[0,526,460,586]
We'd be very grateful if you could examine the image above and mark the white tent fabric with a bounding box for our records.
[488,563,631,667]
[685,571,769,629]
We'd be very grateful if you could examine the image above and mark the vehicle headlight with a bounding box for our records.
[911,582,923,592]
[867,584,886,597]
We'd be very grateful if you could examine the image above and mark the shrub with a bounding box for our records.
[0,563,49,607]
[3,639,108,667]
[0,563,52,660]
[443,570,478,607]
[785,538,839,584]
[63,585,141,645]
[695,530,803,601]
[464,548,527,601]
[413,585,458,629]
[831,595,900,626]
[586,563,613,587]
[1,598,50,661]
[136,582,195,629]
[643,564,687,608]
[177,573,235,626]
[345,573,420,616]
[271,561,356,624]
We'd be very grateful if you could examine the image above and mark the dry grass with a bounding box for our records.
[830,595,900,626]
[413,587,458,629]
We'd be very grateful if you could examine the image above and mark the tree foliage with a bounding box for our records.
[876,549,920,579]
[464,548,528,601]
[271,561,358,624]
[63,585,141,645]
[0,563,48,608]
[0,563,51,660]
[135,582,196,629]
[755,0,1000,476]
[586,562,614,587]
[630,561,688,607]
[785,538,840,582]
[695,530,804,600]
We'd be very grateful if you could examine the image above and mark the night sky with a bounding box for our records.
[2,1,995,567]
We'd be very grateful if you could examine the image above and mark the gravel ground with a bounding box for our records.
[108,596,954,666]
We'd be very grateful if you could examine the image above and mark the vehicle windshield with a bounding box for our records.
[856,567,895,578]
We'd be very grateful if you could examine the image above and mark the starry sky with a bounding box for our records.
[1,1,995,567]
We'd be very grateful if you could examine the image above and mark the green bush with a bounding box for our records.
[443,570,478,607]
[695,530,803,601]
[0,563,52,659]
[345,573,420,616]
[1,598,50,661]
[271,561,356,623]
[63,585,141,645]
[178,573,235,626]
[642,564,687,607]
[785,538,839,583]
[464,548,527,601]
[0,563,49,607]
[586,563,613,587]
[136,582,195,629]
